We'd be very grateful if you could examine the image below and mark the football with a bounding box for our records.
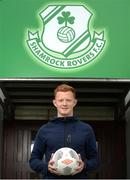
[57,26,75,43]
[52,147,79,175]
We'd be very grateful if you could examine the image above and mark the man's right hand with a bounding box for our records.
[48,154,60,175]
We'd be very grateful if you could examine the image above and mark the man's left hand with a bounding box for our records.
[71,154,85,175]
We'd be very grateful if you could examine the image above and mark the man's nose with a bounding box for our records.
[63,100,67,105]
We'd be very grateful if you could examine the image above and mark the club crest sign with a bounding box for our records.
[27,5,105,69]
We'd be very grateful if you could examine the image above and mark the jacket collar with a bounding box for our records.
[50,116,79,123]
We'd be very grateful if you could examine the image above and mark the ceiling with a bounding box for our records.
[0,80,130,121]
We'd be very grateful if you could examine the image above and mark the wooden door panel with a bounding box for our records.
[2,121,126,179]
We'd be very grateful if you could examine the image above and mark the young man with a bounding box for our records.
[29,84,99,179]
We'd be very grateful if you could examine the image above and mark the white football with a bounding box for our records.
[52,147,79,175]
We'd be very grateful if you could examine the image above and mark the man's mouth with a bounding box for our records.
[62,108,68,110]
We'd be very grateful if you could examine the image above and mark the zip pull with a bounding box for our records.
[66,134,71,147]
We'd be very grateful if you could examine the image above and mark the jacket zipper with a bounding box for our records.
[64,117,67,147]
[64,117,71,147]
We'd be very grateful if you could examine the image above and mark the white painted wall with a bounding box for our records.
[0,89,5,103]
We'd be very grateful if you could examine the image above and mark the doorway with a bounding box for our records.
[2,120,126,179]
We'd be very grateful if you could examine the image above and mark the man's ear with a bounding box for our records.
[53,99,57,107]
[74,99,77,107]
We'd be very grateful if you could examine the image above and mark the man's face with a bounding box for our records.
[53,91,77,117]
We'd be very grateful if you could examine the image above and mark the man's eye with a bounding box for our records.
[67,99,71,102]
[59,100,63,102]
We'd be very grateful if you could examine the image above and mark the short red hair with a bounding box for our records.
[54,84,76,98]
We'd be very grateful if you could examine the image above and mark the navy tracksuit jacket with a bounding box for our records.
[29,116,99,179]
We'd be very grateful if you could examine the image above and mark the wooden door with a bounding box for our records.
[89,121,126,178]
[2,121,43,179]
[2,120,126,179]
